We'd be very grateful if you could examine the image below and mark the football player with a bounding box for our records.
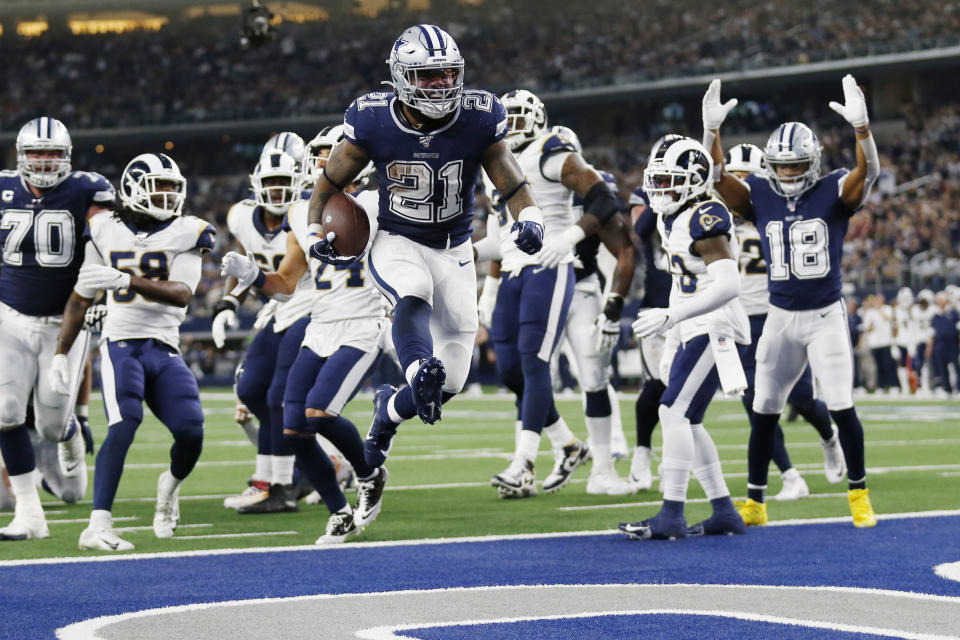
[52,152,214,550]
[305,25,545,467]
[703,75,879,527]
[212,148,314,513]
[221,150,389,544]
[0,117,114,541]
[725,143,845,501]
[620,137,747,540]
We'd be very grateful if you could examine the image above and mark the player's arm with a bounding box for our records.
[701,79,753,217]
[51,242,103,394]
[482,140,543,255]
[307,139,369,228]
[56,291,94,357]
[560,154,620,237]
[128,252,200,307]
[829,75,878,210]
[260,233,308,297]
[593,213,637,351]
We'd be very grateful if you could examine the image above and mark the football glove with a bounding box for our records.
[76,264,131,292]
[633,307,676,339]
[82,304,107,332]
[828,74,869,129]
[220,251,262,291]
[594,314,621,353]
[48,353,71,396]
[510,220,544,255]
[211,296,239,349]
[537,232,574,269]
[307,225,362,265]
[702,78,738,131]
[477,275,500,327]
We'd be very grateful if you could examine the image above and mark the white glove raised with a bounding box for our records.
[76,264,131,292]
[477,275,500,328]
[633,307,676,339]
[211,309,238,349]
[594,313,620,354]
[828,74,869,129]
[702,78,738,131]
[220,251,261,292]
[538,233,575,269]
[48,353,71,396]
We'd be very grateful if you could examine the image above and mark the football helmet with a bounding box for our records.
[251,149,301,215]
[896,287,914,307]
[643,136,713,217]
[119,153,186,221]
[387,24,464,119]
[501,89,547,150]
[303,125,375,188]
[917,289,934,305]
[726,143,763,176]
[262,131,305,169]
[16,117,73,188]
[763,122,821,198]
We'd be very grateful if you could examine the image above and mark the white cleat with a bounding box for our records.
[491,458,537,499]
[821,425,847,484]
[223,484,269,510]
[610,426,629,461]
[586,468,636,495]
[153,471,181,539]
[79,525,134,551]
[774,468,810,501]
[58,423,87,478]
[0,511,50,541]
[628,446,653,491]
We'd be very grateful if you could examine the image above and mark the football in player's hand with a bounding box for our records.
[322,192,370,257]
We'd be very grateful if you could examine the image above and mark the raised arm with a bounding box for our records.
[701,79,753,217]
[828,74,879,210]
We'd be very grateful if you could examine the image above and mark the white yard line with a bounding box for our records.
[171,531,299,540]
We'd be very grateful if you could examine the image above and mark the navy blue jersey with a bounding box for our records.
[573,171,620,282]
[0,170,115,316]
[932,309,960,343]
[745,170,853,311]
[343,90,507,250]
[631,187,671,307]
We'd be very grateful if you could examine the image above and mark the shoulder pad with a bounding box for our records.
[73,171,116,202]
[0,170,19,178]
[688,200,733,241]
[193,218,216,251]
[344,92,391,144]
[542,126,581,155]
[281,215,292,233]
[629,186,649,207]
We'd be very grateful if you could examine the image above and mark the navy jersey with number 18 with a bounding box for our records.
[343,90,507,250]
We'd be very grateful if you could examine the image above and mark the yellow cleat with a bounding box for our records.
[849,488,877,528]
[735,498,768,526]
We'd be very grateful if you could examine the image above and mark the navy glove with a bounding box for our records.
[308,229,362,266]
[510,220,544,255]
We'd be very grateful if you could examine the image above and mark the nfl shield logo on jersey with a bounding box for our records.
[418,136,434,148]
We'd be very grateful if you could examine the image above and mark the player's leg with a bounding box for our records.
[79,340,147,550]
[806,304,876,528]
[746,308,809,522]
[28,422,85,505]
[0,312,47,540]
[76,354,95,454]
[235,320,283,492]
[620,336,719,540]
[144,342,205,539]
[786,366,843,485]
[687,421,745,536]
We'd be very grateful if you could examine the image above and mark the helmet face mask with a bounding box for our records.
[251,149,301,215]
[388,25,464,119]
[17,117,73,189]
[764,122,821,198]
[120,153,186,221]
[501,89,547,151]
[643,136,713,217]
[304,125,344,182]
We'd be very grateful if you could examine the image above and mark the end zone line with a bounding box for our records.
[557,493,850,512]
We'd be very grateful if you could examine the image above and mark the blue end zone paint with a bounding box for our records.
[411,614,895,640]
[4,516,960,639]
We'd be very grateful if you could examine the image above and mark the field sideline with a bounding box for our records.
[2,390,959,562]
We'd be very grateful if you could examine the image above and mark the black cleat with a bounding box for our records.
[237,483,299,514]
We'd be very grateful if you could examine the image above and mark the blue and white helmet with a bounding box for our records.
[16,117,72,188]
[643,136,713,217]
[251,149,301,215]
[387,24,464,119]
[501,89,548,150]
[119,153,186,221]
[763,122,822,198]
[303,125,375,188]
[726,143,764,176]
[262,131,305,170]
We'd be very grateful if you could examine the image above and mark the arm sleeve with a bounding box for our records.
[72,240,107,298]
[169,250,204,294]
[669,258,741,324]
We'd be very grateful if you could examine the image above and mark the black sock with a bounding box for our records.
[830,407,866,489]
[288,436,347,513]
[748,412,780,503]
[635,379,666,448]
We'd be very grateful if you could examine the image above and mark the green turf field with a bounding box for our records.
[3,391,959,560]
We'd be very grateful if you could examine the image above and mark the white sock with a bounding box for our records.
[160,469,183,493]
[590,443,614,475]
[404,360,421,387]
[76,404,89,419]
[690,423,729,500]
[273,455,295,486]
[9,471,41,508]
[514,420,523,451]
[254,454,271,483]
[781,467,800,481]
[543,416,576,449]
[516,429,541,465]
[584,415,612,449]
[387,393,409,425]
[90,509,112,529]
[658,405,694,502]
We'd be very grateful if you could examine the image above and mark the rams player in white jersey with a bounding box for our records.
[621,137,747,540]
[726,144,845,501]
[52,153,214,550]
[213,148,314,513]
[472,90,627,498]
[222,144,389,543]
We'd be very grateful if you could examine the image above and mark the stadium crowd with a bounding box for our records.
[1,0,958,129]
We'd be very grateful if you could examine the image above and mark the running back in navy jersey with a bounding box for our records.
[0,170,115,316]
[745,169,853,311]
[631,187,671,308]
[343,90,507,250]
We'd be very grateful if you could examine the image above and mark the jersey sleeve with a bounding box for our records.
[84,172,116,204]
[226,203,245,238]
[488,94,508,146]
[831,168,858,216]
[634,205,656,239]
[343,92,390,149]
[538,128,580,182]
[195,221,216,252]
[688,201,733,242]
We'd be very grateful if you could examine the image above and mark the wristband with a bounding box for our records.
[855,126,870,135]
[253,269,267,289]
[563,225,587,246]
[308,222,324,238]
[517,206,543,225]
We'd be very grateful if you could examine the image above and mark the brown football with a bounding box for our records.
[321,191,370,257]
